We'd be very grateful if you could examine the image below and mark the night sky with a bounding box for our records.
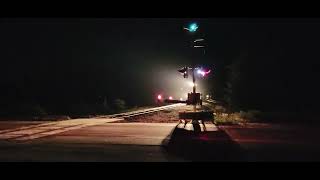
[1,18,320,114]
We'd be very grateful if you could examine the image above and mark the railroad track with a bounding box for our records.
[205,99,216,104]
[98,103,184,119]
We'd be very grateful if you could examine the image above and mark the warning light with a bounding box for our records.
[197,68,211,77]
[197,69,206,77]
[157,95,162,100]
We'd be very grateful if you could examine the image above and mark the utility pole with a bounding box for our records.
[175,22,214,127]
[166,23,209,110]
[192,67,196,111]
[192,67,196,94]
[186,22,204,112]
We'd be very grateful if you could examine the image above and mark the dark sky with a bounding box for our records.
[1,18,320,109]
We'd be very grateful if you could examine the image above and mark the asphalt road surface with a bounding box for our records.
[0,120,225,161]
[1,114,320,161]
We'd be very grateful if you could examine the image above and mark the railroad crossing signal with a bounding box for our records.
[178,66,188,78]
[183,72,188,78]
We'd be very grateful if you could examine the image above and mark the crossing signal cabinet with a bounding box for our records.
[187,92,202,106]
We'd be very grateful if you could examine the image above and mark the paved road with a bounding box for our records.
[220,124,320,161]
[1,116,320,161]
[0,120,227,161]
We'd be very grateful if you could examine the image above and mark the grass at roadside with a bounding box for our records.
[214,112,250,125]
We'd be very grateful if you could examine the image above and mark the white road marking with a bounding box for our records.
[0,122,57,134]
[0,118,123,142]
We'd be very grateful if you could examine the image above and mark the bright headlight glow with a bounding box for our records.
[188,82,196,87]
[197,70,205,77]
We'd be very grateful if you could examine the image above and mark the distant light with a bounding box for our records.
[169,96,173,100]
[180,98,183,101]
[206,95,209,99]
[157,95,162,100]
[188,23,198,32]
[205,69,211,75]
[197,69,206,77]
[188,82,196,87]
[197,68,211,77]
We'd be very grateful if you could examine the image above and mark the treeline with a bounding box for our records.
[0,97,128,118]
[217,49,319,114]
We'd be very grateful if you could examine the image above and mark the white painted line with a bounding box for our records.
[0,118,120,142]
[15,134,55,141]
[13,119,123,141]
[0,134,23,139]
[14,125,87,141]
[0,123,58,134]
